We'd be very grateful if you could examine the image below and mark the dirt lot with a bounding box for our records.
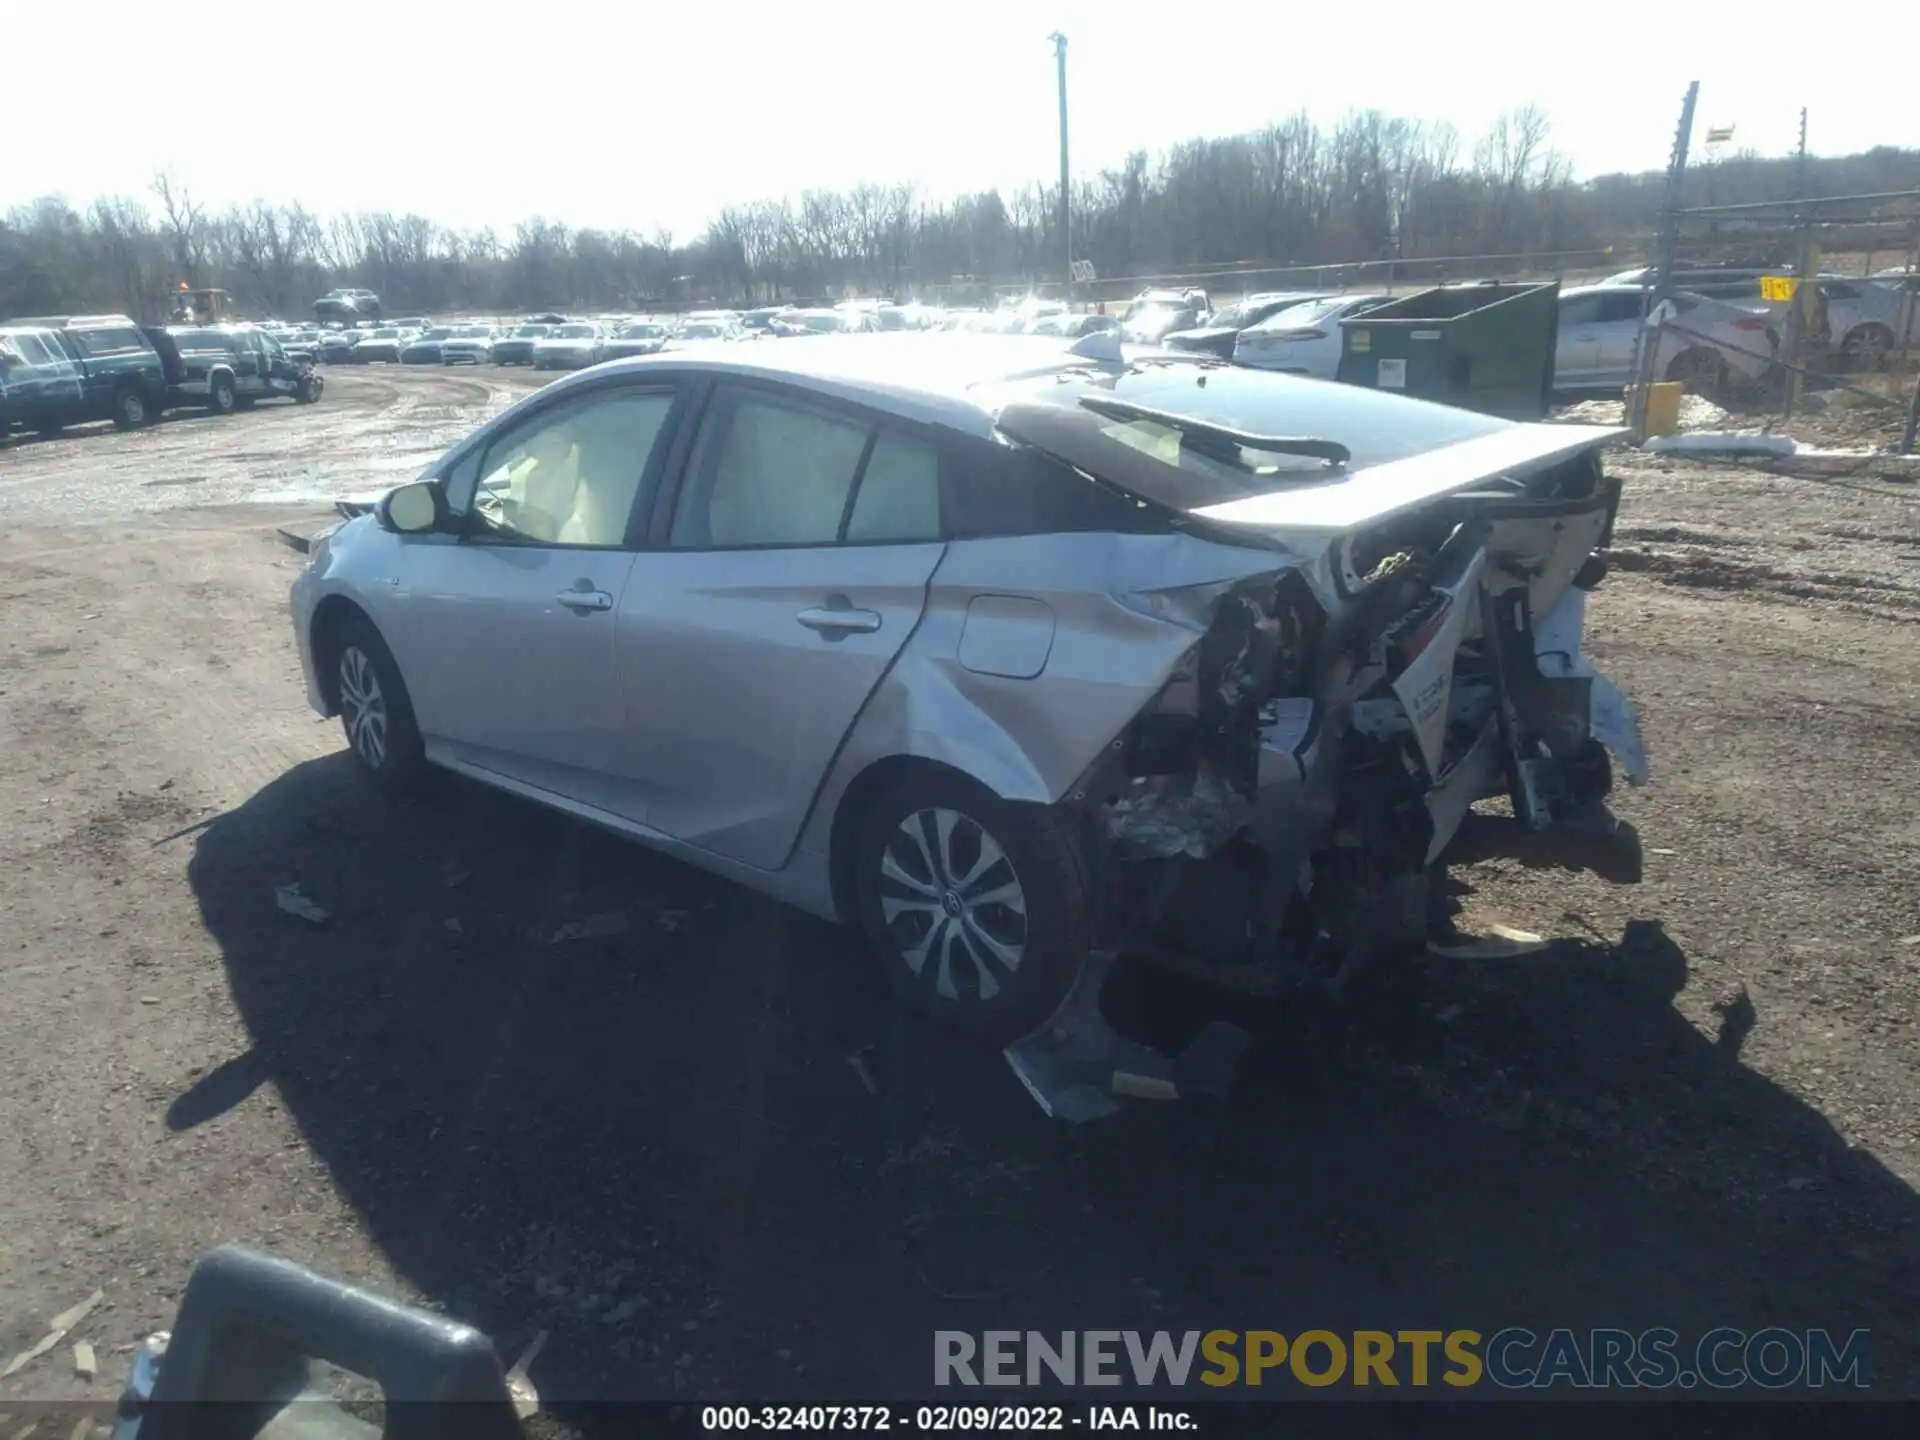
[2,365,1918,1416]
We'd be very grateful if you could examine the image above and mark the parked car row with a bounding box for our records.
[222,261,1913,402]
[0,314,321,444]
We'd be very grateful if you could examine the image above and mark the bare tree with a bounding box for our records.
[151,172,207,288]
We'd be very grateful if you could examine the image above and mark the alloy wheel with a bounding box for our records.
[1842,326,1891,370]
[878,807,1028,1004]
[338,645,388,768]
[1669,350,1723,390]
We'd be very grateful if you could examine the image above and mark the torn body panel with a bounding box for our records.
[1078,442,1648,996]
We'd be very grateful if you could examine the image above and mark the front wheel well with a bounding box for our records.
[308,595,374,715]
[826,755,1008,926]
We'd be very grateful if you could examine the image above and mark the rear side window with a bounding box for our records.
[70,326,148,357]
[846,430,940,542]
[1559,295,1601,328]
[1594,293,1646,324]
[668,385,942,549]
[673,389,868,547]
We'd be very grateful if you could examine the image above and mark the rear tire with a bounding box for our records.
[332,617,427,793]
[1840,323,1894,372]
[1664,347,1728,397]
[851,770,1091,1043]
[208,374,237,415]
[110,386,150,430]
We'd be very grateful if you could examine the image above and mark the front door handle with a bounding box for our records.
[555,589,614,612]
[797,606,881,636]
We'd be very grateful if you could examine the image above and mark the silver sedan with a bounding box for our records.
[290,334,1647,1102]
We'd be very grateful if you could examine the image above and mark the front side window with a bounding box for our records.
[450,387,675,547]
[5,333,57,365]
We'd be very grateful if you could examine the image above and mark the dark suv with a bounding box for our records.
[142,326,323,413]
[2,313,168,431]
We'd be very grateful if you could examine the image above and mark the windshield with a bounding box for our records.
[421,328,453,341]
[1124,293,1187,320]
[454,326,492,338]
[369,328,399,339]
[797,313,845,332]
[514,324,551,337]
[556,324,598,339]
[1124,306,1186,336]
[618,324,665,339]
[682,323,725,338]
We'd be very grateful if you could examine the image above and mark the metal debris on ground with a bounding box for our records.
[439,859,472,888]
[1427,924,1549,959]
[848,1051,880,1096]
[1489,923,1544,944]
[1642,432,1796,458]
[72,1341,96,1381]
[504,1329,547,1420]
[1003,950,1248,1121]
[1,1289,103,1379]
[547,912,628,944]
[272,882,330,925]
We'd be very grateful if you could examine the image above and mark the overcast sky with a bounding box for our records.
[9,0,1914,240]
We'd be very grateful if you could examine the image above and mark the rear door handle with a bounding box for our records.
[797,606,882,635]
[556,589,614,612]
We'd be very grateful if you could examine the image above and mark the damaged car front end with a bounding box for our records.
[983,371,1646,1119]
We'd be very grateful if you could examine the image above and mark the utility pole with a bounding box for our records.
[1626,81,1699,437]
[1049,31,1070,294]
[1783,108,1815,421]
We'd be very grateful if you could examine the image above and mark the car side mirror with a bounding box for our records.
[379,480,446,535]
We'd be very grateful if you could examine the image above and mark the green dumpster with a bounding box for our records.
[1335,280,1561,419]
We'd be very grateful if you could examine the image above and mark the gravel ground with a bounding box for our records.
[1,366,1916,1420]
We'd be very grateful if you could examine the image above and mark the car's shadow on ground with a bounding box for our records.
[186,754,1918,1410]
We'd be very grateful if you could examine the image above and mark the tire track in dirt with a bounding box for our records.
[1607,521,1920,623]
[0,367,552,522]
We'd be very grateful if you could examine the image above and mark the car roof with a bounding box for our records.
[559,333,1191,434]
